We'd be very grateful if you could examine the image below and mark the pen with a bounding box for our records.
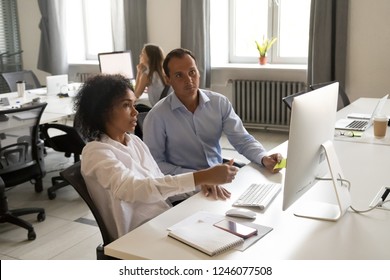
[380,187,390,202]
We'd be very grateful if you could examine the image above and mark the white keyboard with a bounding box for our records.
[233,183,281,210]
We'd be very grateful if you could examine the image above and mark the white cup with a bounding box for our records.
[16,80,25,98]
[373,115,388,138]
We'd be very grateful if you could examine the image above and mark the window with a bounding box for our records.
[66,0,113,62]
[0,0,22,72]
[211,0,311,65]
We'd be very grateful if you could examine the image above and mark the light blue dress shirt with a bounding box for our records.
[143,89,268,175]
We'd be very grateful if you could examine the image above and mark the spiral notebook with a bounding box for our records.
[168,221,244,256]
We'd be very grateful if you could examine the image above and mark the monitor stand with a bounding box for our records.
[293,140,351,222]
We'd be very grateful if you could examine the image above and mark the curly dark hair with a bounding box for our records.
[73,74,134,141]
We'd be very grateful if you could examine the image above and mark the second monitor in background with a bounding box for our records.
[98,51,135,82]
[46,74,69,95]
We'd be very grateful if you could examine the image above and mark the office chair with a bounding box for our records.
[0,103,47,240]
[0,176,45,240]
[60,161,118,260]
[0,103,47,193]
[282,82,350,112]
[282,88,309,110]
[310,81,350,111]
[40,122,86,200]
[134,108,149,139]
[134,85,172,139]
[1,70,41,92]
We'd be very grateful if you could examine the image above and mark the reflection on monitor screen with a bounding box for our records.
[282,82,351,221]
[98,51,135,81]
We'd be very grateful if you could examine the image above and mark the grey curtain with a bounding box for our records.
[307,0,348,90]
[181,0,211,89]
[123,0,147,63]
[37,0,68,75]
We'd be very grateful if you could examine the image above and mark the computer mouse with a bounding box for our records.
[225,208,256,219]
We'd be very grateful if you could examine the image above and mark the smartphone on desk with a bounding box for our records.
[214,219,257,239]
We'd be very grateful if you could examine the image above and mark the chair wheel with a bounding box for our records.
[48,190,56,200]
[37,212,46,222]
[28,229,36,240]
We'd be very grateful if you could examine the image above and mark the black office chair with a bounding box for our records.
[0,70,41,92]
[134,85,171,139]
[134,108,149,139]
[0,103,47,193]
[40,122,86,199]
[310,81,350,111]
[0,103,47,240]
[282,81,350,112]
[60,161,118,260]
[0,176,45,240]
[282,88,309,110]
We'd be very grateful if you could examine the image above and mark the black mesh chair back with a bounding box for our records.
[282,88,310,110]
[40,122,86,199]
[60,161,117,259]
[1,70,41,92]
[0,103,47,240]
[282,81,350,112]
[310,81,350,111]
[0,103,47,193]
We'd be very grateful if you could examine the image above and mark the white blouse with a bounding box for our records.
[81,133,195,239]
[147,72,170,106]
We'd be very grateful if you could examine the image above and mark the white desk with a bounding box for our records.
[335,97,390,145]
[104,137,390,260]
[0,87,75,124]
[0,85,151,132]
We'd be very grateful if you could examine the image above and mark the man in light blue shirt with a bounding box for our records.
[143,48,282,179]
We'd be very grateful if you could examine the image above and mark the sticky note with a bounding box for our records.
[273,158,287,170]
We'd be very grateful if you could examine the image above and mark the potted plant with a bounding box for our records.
[255,36,277,65]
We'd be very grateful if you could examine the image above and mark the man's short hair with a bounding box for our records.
[163,48,196,77]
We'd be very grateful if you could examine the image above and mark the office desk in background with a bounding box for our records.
[335,97,390,145]
[0,86,76,125]
[105,97,390,260]
[0,85,150,132]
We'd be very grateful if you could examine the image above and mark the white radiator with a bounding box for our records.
[233,80,306,130]
[76,72,97,82]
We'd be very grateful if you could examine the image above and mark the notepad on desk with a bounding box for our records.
[168,221,244,256]
[167,211,274,255]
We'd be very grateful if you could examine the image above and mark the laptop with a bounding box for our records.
[46,74,69,95]
[335,94,389,131]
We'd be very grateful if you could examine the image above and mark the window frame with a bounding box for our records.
[82,0,113,60]
[0,0,22,72]
[228,0,308,65]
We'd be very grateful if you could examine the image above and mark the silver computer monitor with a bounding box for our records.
[98,51,135,81]
[282,82,351,221]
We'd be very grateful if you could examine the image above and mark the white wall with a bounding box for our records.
[17,0,49,83]
[146,0,181,53]
[16,0,390,102]
[346,0,390,101]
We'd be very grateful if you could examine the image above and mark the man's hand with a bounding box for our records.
[262,153,284,173]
